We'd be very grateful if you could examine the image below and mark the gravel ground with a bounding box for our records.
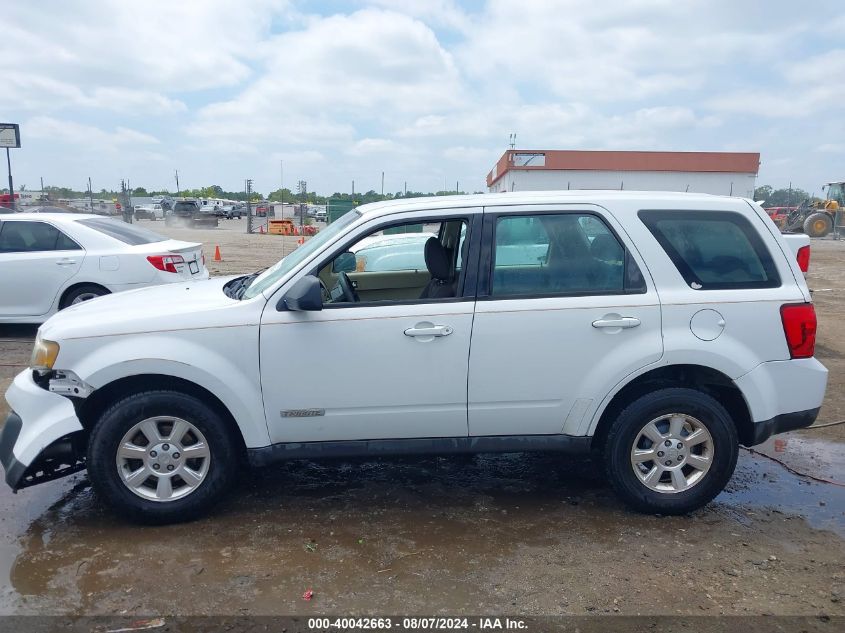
[0,219,842,617]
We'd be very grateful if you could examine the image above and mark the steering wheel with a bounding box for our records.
[337,272,360,303]
[318,278,331,303]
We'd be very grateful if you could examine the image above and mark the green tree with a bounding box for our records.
[133,186,148,196]
[754,185,811,206]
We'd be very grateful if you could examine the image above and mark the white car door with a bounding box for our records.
[0,219,84,317]
[467,205,663,437]
[259,211,480,444]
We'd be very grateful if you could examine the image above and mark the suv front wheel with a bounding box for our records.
[87,390,239,524]
[604,388,738,515]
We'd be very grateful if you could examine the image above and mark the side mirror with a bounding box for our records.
[281,275,323,311]
[332,251,357,273]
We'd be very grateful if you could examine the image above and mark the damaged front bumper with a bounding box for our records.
[1,370,86,491]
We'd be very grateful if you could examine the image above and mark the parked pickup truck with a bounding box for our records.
[1,191,826,523]
[133,204,164,221]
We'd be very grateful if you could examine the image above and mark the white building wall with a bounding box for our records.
[489,169,756,198]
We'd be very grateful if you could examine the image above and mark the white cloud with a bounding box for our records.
[365,0,470,31]
[25,117,161,147]
[4,0,279,92]
[4,0,845,195]
[188,9,466,150]
[708,49,845,118]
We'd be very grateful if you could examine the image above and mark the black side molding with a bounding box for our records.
[748,407,820,446]
[247,433,592,467]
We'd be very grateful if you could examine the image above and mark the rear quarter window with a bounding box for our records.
[76,218,166,245]
[638,210,780,290]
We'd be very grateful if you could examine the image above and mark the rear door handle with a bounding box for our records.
[404,324,453,338]
[592,317,641,329]
[55,258,77,266]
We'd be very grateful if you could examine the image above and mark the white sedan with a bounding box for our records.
[0,213,208,323]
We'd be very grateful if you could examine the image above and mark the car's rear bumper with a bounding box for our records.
[1,370,85,491]
[750,407,820,445]
[734,357,828,446]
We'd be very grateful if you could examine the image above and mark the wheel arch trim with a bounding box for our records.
[81,358,269,448]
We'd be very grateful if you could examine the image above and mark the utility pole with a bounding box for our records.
[404,181,407,196]
[297,180,307,230]
[280,160,284,203]
[40,176,44,198]
[381,171,384,196]
[88,177,94,212]
[174,169,180,197]
[120,179,133,223]
[6,148,14,210]
[352,180,355,201]
[456,181,459,195]
[245,179,254,234]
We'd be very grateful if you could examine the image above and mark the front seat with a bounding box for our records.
[419,237,454,299]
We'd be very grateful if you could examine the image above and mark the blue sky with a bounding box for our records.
[2,0,843,196]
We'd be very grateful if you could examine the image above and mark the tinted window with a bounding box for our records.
[77,218,166,245]
[639,210,780,290]
[491,213,644,297]
[173,202,198,213]
[0,221,80,252]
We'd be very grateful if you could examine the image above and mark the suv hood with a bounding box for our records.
[40,276,260,340]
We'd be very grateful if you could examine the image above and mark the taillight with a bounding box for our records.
[147,254,185,273]
[796,245,810,273]
[780,303,816,359]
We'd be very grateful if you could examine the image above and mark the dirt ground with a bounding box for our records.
[0,219,843,617]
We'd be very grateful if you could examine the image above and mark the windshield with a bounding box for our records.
[242,210,361,299]
[76,217,167,245]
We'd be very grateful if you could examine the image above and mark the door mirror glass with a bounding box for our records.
[332,251,357,273]
[281,275,323,311]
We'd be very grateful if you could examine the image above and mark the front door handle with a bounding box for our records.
[592,316,641,329]
[55,259,77,266]
[404,324,453,338]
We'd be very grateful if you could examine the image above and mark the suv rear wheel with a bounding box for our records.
[604,388,738,515]
[87,390,239,524]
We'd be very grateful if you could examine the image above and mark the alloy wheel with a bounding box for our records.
[116,416,211,502]
[630,413,714,493]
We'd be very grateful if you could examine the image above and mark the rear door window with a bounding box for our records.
[489,212,645,297]
[638,210,780,290]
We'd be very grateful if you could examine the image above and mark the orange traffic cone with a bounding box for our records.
[213,245,222,261]
[297,236,305,245]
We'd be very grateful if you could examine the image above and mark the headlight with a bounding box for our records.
[30,336,60,373]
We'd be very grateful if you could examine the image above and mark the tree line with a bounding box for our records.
[17,184,481,206]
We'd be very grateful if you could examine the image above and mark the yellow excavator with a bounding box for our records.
[784,181,845,237]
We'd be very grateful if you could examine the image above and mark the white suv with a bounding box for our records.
[0,192,827,523]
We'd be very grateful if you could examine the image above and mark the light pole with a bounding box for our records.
[6,148,14,210]
[246,179,254,234]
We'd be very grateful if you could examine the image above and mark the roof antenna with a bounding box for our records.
[508,133,516,149]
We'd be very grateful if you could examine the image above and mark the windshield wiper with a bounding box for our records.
[229,268,267,300]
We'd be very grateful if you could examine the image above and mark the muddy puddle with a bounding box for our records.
[0,433,843,615]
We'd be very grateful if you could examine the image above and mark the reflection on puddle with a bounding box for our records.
[0,434,843,612]
[718,446,845,537]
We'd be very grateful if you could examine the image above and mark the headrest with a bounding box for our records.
[424,237,451,280]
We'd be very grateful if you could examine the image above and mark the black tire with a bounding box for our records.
[604,388,738,515]
[87,390,239,524]
[803,212,832,238]
[59,284,110,309]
